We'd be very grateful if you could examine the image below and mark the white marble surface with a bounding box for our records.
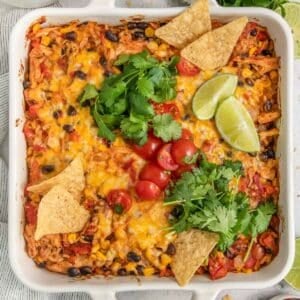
[0,1,299,299]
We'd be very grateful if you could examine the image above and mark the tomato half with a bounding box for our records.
[157,143,179,171]
[171,139,198,166]
[132,133,163,160]
[135,180,161,201]
[152,102,180,119]
[176,57,200,76]
[139,163,170,190]
[107,189,132,214]
[208,255,228,280]
[24,202,37,225]
[181,128,193,141]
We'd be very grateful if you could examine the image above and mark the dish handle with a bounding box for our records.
[88,289,219,300]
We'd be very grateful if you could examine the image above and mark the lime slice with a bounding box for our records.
[275,2,300,58]
[285,238,300,290]
[192,73,238,120]
[215,96,260,153]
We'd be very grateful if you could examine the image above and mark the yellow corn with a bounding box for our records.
[111,262,121,274]
[249,47,257,56]
[147,41,159,52]
[143,267,155,276]
[242,68,253,78]
[145,27,155,37]
[125,262,137,272]
[160,254,172,266]
[101,240,110,250]
[158,43,168,51]
[115,228,127,240]
[41,36,51,46]
[32,23,41,33]
[92,244,100,254]
[67,233,79,244]
[96,251,106,260]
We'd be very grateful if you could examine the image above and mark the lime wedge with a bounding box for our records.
[215,96,260,153]
[285,238,300,290]
[275,2,300,58]
[192,73,238,120]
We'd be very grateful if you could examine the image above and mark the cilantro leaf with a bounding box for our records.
[79,84,98,105]
[92,108,116,141]
[152,113,182,142]
[129,92,154,117]
[114,53,130,66]
[137,77,154,98]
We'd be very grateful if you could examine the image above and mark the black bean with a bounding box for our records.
[132,31,145,40]
[53,109,62,119]
[166,243,176,256]
[250,28,257,36]
[41,165,55,174]
[36,261,46,268]
[67,267,81,277]
[105,30,119,42]
[182,114,190,121]
[245,78,254,86]
[83,235,93,242]
[63,124,74,133]
[102,265,110,272]
[248,152,257,157]
[81,100,90,107]
[67,105,77,116]
[23,80,31,89]
[238,80,244,87]
[136,22,148,30]
[226,151,233,157]
[170,206,183,219]
[127,251,141,262]
[64,31,77,41]
[265,248,273,254]
[262,149,275,159]
[136,265,144,275]
[264,100,273,112]
[74,70,87,80]
[117,268,127,276]
[261,49,272,56]
[127,22,137,29]
[80,266,92,275]
[99,56,107,66]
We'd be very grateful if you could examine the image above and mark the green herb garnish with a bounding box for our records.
[79,51,181,145]
[165,155,276,251]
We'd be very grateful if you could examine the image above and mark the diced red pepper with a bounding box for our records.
[69,242,92,255]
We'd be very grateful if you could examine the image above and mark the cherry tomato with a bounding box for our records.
[132,133,163,160]
[181,128,193,141]
[107,189,132,214]
[152,102,180,119]
[135,180,161,201]
[24,202,37,225]
[176,57,200,76]
[157,143,179,171]
[139,163,170,190]
[171,139,198,166]
[259,231,277,254]
[173,164,196,179]
[208,255,228,280]
[69,243,92,255]
[257,30,269,42]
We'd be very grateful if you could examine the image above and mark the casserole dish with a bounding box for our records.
[8,0,295,299]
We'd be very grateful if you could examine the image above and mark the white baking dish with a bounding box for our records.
[8,1,295,299]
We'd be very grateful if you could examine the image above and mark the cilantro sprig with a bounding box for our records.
[165,156,276,251]
[79,51,181,145]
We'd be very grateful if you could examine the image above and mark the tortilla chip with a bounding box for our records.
[34,185,90,240]
[27,155,84,201]
[155,0,211,49]
[171,229,219,286]
[181,17,248,70]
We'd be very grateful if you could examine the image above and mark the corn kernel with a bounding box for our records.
[160,254,172,266]
[101,240,110,250]
[92,244,100,253]
[202,70,214,81]
[126,262,137,272]
[111,262,121,273]
[145,27,155,38]
[32,23,41,33]
[67,233,79,244]
[143,267,155,276]
[158,43,168,51]
[96,251,106,260]
[270,70,278,81]
[147,41,159,52]
[115,228,126,240]
[249,47,257,56]
[41,36,51,46]
[242,68,253,78]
